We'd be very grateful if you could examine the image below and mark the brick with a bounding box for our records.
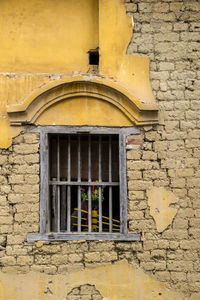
[128,180,153,191]
[17,256,33,266]
[0,256,16,266]
[141,261,166,271]
[68,254,83,263]
[12,184,39,194]
[167,261,194,272]
[171,272,187,281]
[8,175,24,184]
[154,3,169,13]
[23,133,39,144]
[0,216,13,225]
[7,235,26,245]
[100,251,118,262]
[13,144,39,155]
[142,151,157,160]
[170,2,184,12]
[51,254,68,265]
[85,252,101,262]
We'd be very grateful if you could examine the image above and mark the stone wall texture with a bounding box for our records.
[0,0,200,298]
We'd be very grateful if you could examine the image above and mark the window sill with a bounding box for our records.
[27,233,141,242]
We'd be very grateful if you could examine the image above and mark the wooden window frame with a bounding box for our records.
[27,126,141,242]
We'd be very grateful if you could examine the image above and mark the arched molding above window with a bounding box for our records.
[7,75,158,127]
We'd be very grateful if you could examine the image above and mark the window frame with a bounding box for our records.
[27,126,141,242]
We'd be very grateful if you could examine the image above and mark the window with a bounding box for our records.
[49,133,120,233]
[27,126,140,241]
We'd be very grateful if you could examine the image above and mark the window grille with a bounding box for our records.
[27,126,140,242]
[49,134,120,234]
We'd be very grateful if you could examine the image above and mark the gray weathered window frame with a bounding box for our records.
[27,126,140,242]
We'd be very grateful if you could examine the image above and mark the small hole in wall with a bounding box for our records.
[158,292,162,296]
[89,49,99,65]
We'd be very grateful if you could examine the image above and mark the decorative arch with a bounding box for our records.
[7,76,158,126]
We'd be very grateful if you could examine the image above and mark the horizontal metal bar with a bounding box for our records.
[49,181,119,186]
[27,233,141,242]
[72,224,120,231]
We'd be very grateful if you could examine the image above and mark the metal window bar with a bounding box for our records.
[67,135,71,232]
[60,178,67,231]
[88,135,92,232]
[109,136,112,233]
[98,136,102,232]
[77,135,81,232]
[57,135,60,232]
[49,133,120,234]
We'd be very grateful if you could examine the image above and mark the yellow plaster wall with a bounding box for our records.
[0,261,199,300]
[99,0,156,106]
[0,0,98,73]
[0,0,158,148]
[36,97,132,127]
[147,187,179,233]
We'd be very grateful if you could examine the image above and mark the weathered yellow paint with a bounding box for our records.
[0,261,198,300]
[7,76,158,129]
[0,0,98,73]
[147,187,179,233]
[99,0,155,106]
[0,116,21,149]
[0,280,4,300]
[0,0,158,148]
[36,98,132,126]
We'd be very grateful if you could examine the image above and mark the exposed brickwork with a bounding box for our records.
[0,1,200,298]
[125,0,200,295]
[66,284,103,300]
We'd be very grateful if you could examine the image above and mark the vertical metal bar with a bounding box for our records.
[60,180,67,231]
[40,133,49,233]
[88,135,92,232]
[119,133,127,234]
[77,135,81,232]
[57,135,60,232]
[67,135,71,232]
[52,178,57,232]
[109,187,112,232]
[98,136,102,232]
[109,136,112,232]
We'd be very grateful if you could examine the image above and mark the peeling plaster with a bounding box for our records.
[0,260,199,300]
[147,187,179,233]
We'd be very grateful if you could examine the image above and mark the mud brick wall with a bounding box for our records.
[0,0,200,298]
